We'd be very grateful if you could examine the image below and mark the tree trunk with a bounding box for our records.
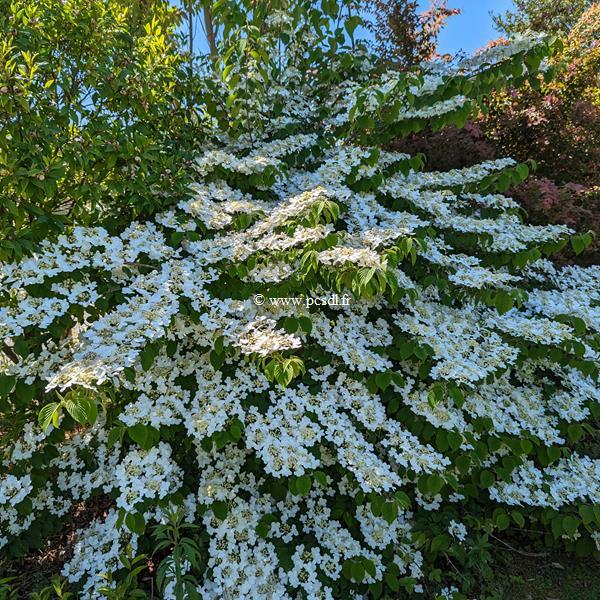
[187,0,194,72]
[203,6,217,60]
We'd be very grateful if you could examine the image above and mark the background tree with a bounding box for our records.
[386,1,599,265]
[364,0,460,66]
[492,0,594,37]
[482,3,599,264]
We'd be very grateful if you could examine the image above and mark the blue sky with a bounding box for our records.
[423,0,516,56]
[186,1,517,59]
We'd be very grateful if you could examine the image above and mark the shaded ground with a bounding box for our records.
[1,495,114,598]
[2,509,600,598]
[487,551,600,600]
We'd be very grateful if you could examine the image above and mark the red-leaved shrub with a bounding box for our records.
[511,178,599,264]
[388,122,496,171]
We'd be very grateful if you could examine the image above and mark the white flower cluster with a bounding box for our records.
[245,388,323,477]
[394,299,520,384]
[318,246,386,270]
[62,510,138,599]
[460,31,549,70]
[227,316,302,357]
[311,311,393,373]
[115,442,183,512]
[447,519,468,542]
[490,454,600,508]
[0,474,32,507]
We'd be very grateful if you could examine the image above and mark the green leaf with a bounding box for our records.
[480,470,495,488]
[448,386,464,409]
[375,371,392,391]
[520,439,533,454]
[0,374,16,396]
[282,317,298,333]
[256,520,271,539]
[430,534,449,552]
[313,470,327,488]
[547,446,562,464]
[342,559,353,580]
[381,501,398,524]
[567,424,583,443]
[63,395,89,425]
[229,423,243,441]
[515,163,529,181]
[210,350,225,370]
[428,474,444,495]
[578,505,594,525]
[495,291,514,315]
[140,346,158,371]
[363,558,376,578]
[128,424,160,450]
[298,316,313,333]
[496,512,510,531]
[562,515,580,537]
[13,340,29,358]
[38,402,61,430]
[511,510,525,528]
[344,15,362,38]
[15,381,35,404]
[395,491,411,509]
[351,561,365,582]
[296,475,312,496]
[385,572,400,592]
[571,233,592,256]
[448,431,462,451]
[84,398,99,426]
[212,501,229,520]
[125,512,146,535]
[108,426,126,448]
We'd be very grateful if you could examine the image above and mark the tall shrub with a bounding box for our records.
[0,2,598,599]
[364,0,460,65]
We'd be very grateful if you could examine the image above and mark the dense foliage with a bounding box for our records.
[483,3,600,185]
[389,2,599,266]
[0,1,599,599]
[492,0,594,37]
[482,3,599,265]
[0,0,208,262]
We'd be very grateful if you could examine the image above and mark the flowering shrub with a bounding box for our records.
[1,3,599,599]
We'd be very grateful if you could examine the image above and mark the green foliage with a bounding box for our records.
[99,550,148,599]
[38,390,98,430]
[483,4,600,186]
[30,576,74,600]
[0,0,208,261]
[492,0,594,36]
[153,509,203,599]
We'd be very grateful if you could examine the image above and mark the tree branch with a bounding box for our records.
[2,342,19,364]
[490,533,550,558]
